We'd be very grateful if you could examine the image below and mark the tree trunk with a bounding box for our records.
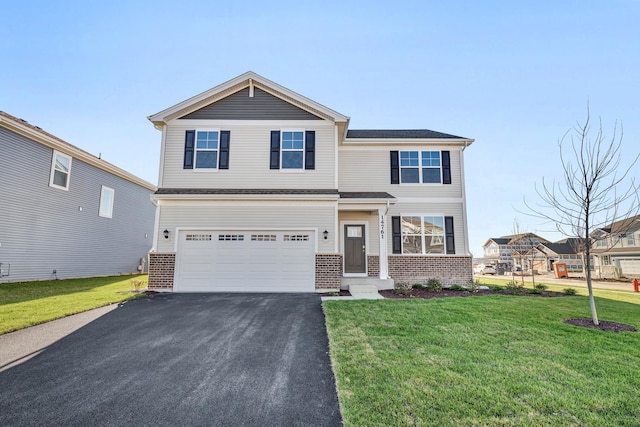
[584,230,599,325]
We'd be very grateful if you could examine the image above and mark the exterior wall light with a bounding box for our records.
[163,229,169,239]
[323,230,329,240]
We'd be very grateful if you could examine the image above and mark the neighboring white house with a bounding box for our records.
[0,111,156,283]
[483,233,549,270]
[591,215,640,279]
[147,71,474,292]
[526,238,587,273]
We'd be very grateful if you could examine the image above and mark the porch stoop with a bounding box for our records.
[341,277,394,291]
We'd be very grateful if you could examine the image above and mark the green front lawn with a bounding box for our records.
[0,275,147,334]
[324,296,640,426]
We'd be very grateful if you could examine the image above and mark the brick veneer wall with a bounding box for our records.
[316,254,343,289]
[388,255,473,285]
[368,256,380,277]
[148,253,175,290]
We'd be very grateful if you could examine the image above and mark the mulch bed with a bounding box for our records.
[564,318,637,332]
[379,288,567,299]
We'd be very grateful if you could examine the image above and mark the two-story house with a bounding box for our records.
[0,111,156,283]
[526,238,586,273]
[147,72,474,292]
[591,215,640,278]
[483,233,549,270]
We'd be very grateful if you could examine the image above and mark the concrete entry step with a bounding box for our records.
[348,284,384,299]
[341,277,394,290]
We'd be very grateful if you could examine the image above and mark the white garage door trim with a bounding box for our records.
[618,258,640,276]
[174,228,317,293]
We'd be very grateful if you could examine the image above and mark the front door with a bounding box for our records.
[344,225,366,274]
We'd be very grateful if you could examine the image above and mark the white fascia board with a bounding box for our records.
[0,115,156,191]
[152,193,340,202]
[342,138,475,146]
[148,71,350,126]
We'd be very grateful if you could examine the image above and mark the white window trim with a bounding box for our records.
[400,213,447,255]
[99,185,115,218]
[280,129,305,171]
[399,150,442,185]
[194,129,220,171]
[49,150,72,190]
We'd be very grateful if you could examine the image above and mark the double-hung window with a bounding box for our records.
[281,131,304,169]
[270,130,315,170]
[195,131,219,169]
[400,151,442,183]
[49,150,72,190]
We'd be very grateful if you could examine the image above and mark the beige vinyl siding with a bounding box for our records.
[156,200,336,254]
[338,145,463,199]
[338,211,380,255]
[161,120,336,189]
[388,202,467,255]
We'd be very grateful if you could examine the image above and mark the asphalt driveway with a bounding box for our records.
[0,293,342,426]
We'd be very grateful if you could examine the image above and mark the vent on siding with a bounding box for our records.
[284,234,309,241]
[251,234,277,241]
[186,234,212,241]
[218,234,245,241]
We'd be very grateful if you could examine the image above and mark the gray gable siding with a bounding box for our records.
[0,127,155,283]
[178,87,323,120]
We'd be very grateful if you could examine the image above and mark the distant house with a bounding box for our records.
[482,233,549,269]
[0,111,156,283]
[591,215,640,279]
[526,238,587,273]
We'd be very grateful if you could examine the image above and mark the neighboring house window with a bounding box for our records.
[595,238,607,248]
[390,150,450,184]
[49,151,72,190]
[99,186,115,218]
[628,234,636,246]
[183,130,230,169]
[270,130,315,170]
[392,215,454,255]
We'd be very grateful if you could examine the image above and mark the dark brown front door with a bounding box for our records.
[344,225,366,274]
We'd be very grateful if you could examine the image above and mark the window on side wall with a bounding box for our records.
[399,151,442,183]
[49,151,72,190]
[401,215,445,254]
[99,186,115,218]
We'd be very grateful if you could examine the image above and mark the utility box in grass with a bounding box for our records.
[554,263,568,278]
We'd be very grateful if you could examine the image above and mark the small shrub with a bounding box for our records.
[395,282,413,296]
[467,279,481,293]
[426,278,443,293]
[412,283,425,289]
[330,291,340,297]
[130,278,146,292]
[488,285,504,292]
[504,281,526,295]
[450,284,466,291]
[563,288,578,296]
[534,284,548,291]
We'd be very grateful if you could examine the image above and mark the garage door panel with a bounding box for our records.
[175,230,315,292]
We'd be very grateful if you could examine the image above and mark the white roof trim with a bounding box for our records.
[148,71,350,126]
[343,138,475,146]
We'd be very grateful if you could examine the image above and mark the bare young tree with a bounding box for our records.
[525,107,639,325]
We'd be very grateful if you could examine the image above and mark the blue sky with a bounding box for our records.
[2,0,639,256]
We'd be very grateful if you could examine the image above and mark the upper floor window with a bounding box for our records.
[99,186,115,218]
[270,130,315,170]
[390,150,450,184]
[195,131,219,169]
[281,131,304,169]
[627,234,636,246]
[49,151,72,190]
[183,130,230,170]
[595,238,607,248]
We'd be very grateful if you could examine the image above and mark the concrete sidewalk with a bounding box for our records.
[0,303,119,372]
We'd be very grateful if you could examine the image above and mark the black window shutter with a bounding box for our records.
[442,151,451,184]
[305,131,315,170]
[270,131,280,169]
[445,216,455,254]
[218,131,230,169]
[392,216,402,254]
[183,130,195,169]
[390,151,399,184]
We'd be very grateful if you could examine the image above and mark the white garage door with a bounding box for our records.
[619,258,640,277]
[174,230,316,292]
